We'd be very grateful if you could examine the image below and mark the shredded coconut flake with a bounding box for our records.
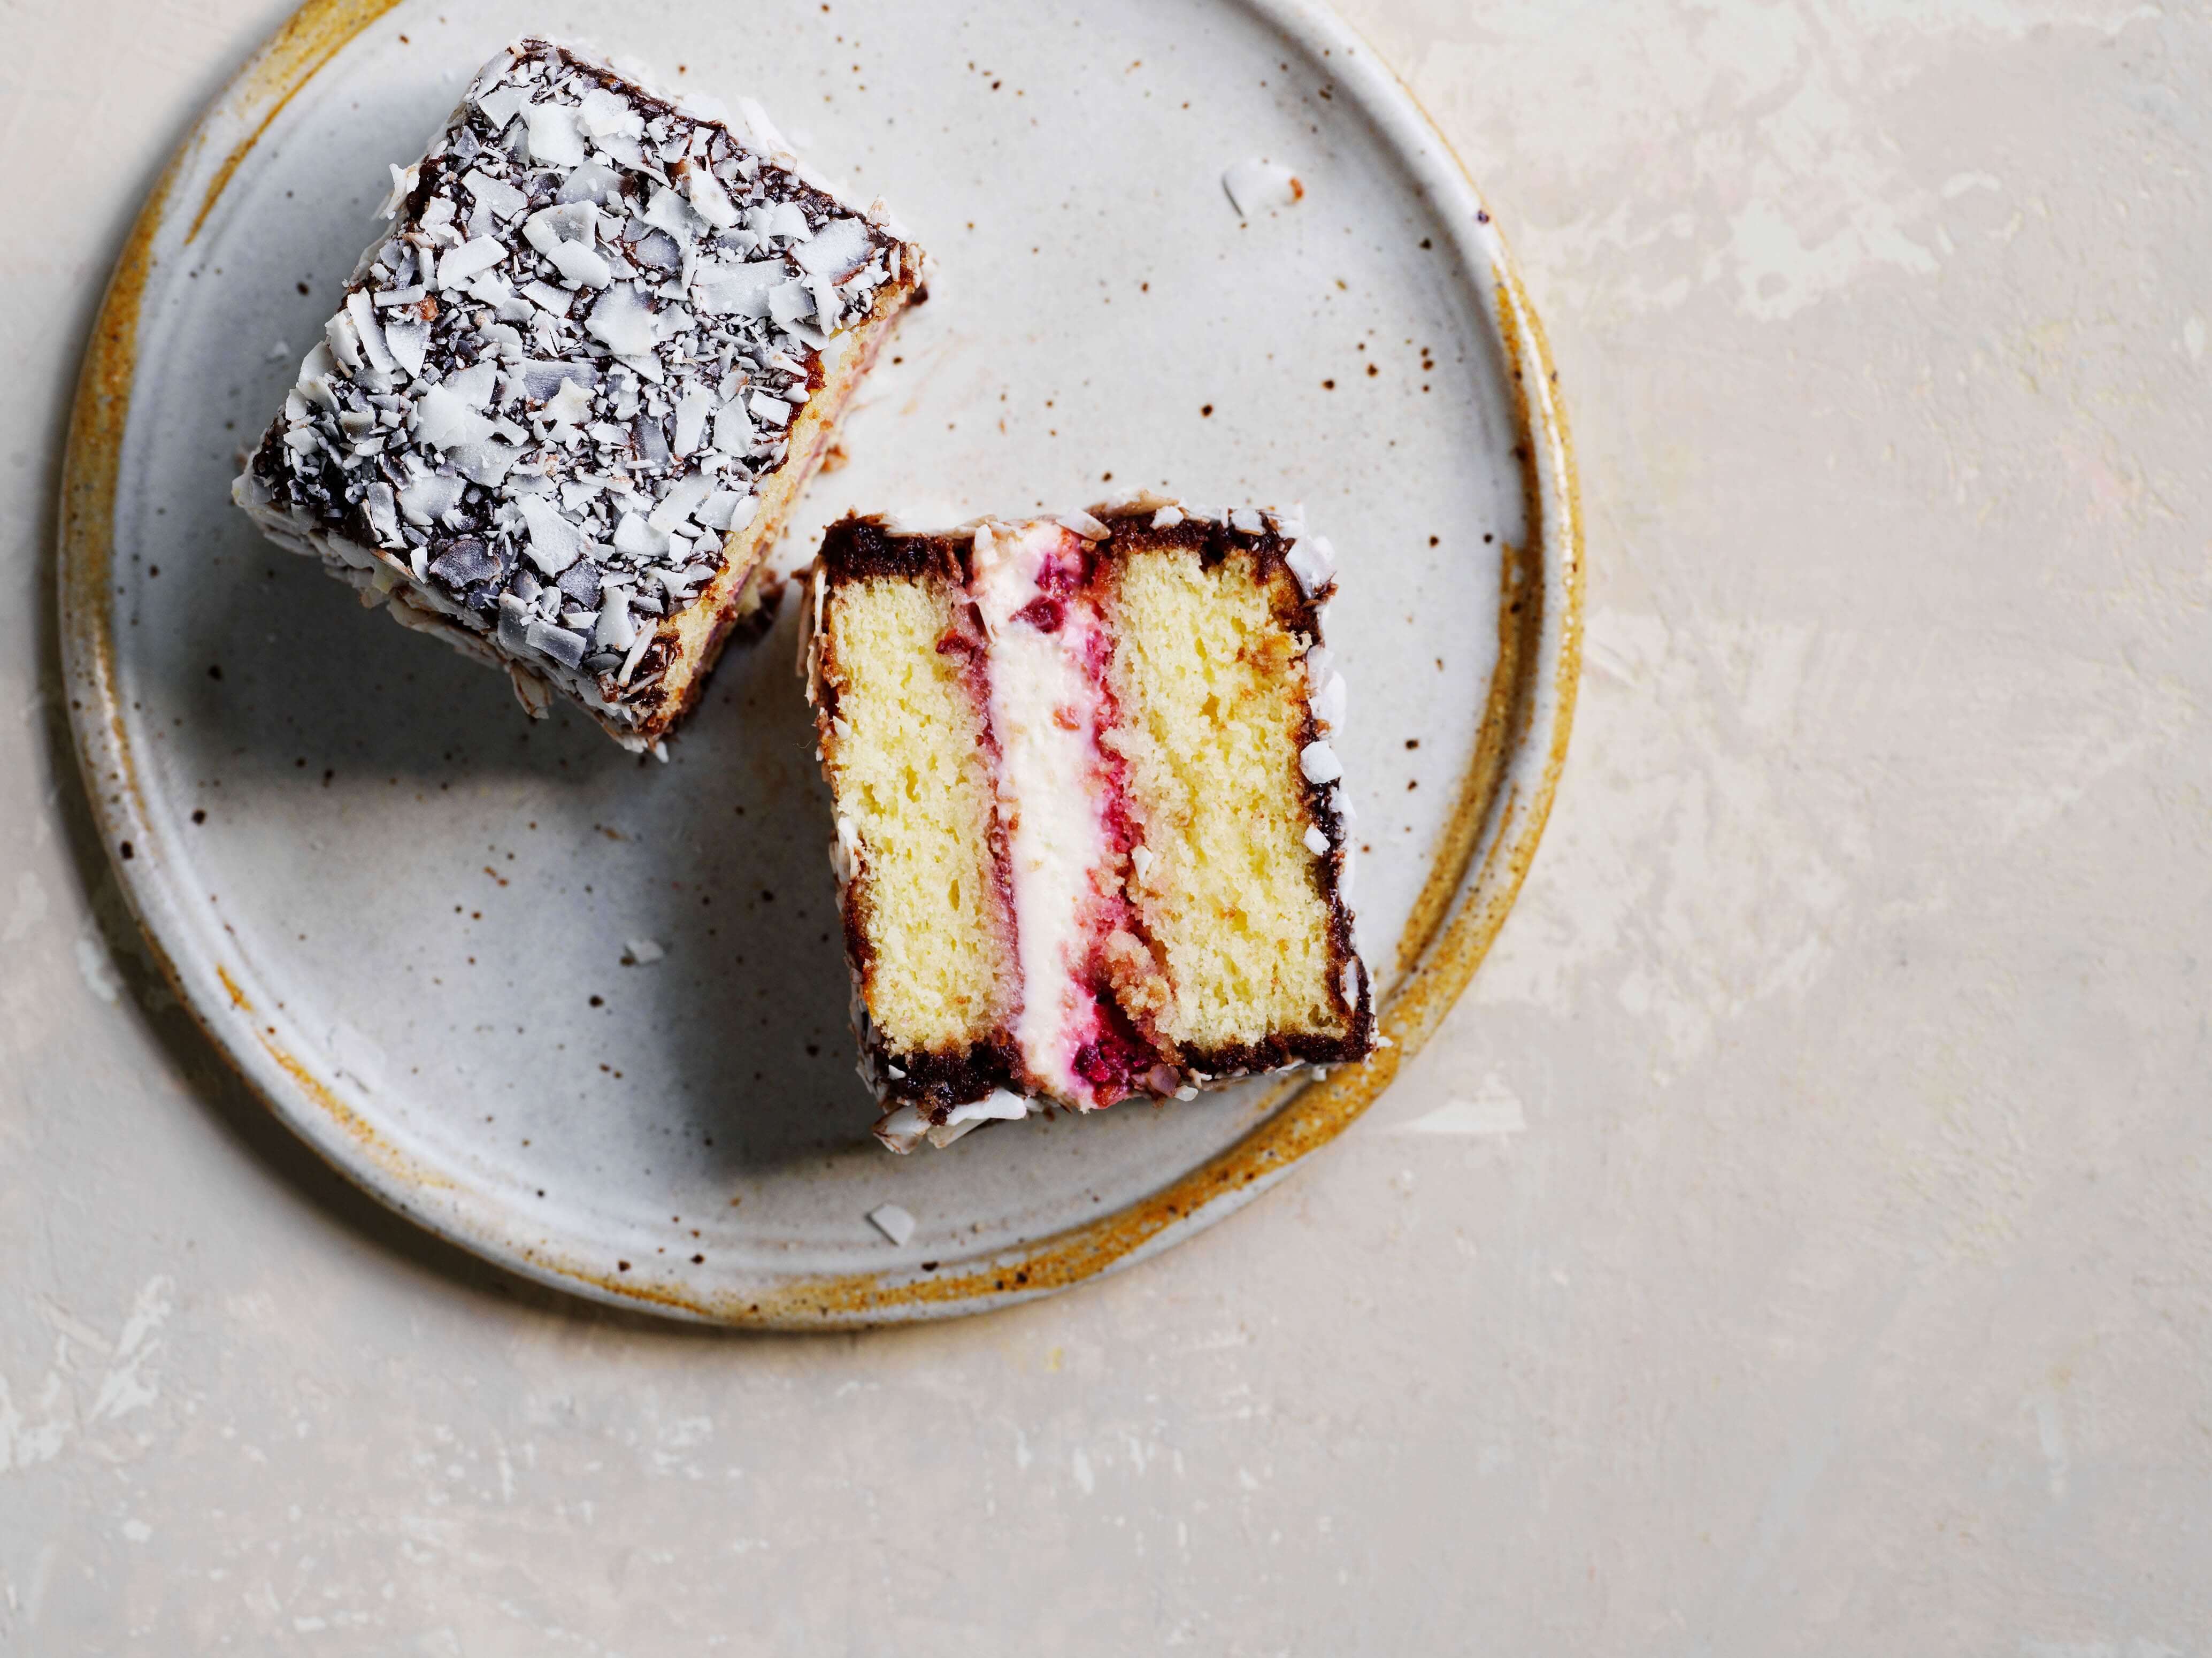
[941,1089,1031,1129]
[1222,157,1305,218]
[525,99,587,167]
[865,1203,916,1246]
[1312,671,1347,729]
[1300,741,1343,784]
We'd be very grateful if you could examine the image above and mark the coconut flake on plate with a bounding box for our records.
[1222,157,1305,218]
[865,1203,916,1246]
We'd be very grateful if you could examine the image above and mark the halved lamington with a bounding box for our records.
[802,497,1373,1151]
[234,36,924,751]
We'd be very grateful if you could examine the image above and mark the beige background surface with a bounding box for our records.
[5,1,2208,1651]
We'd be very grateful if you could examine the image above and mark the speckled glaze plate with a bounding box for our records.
[60,0,1578,1326]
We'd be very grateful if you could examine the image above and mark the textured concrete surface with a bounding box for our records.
[5,1,2208,1652]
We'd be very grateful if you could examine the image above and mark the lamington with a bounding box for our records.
[233,36,925,751]
[802,497,1374,1152]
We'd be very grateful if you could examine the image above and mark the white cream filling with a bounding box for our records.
[971,521,1114,1103]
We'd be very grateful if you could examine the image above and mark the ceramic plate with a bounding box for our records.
[60,0,1579,1325]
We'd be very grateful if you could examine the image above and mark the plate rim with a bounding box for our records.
[57,0,1584,1327]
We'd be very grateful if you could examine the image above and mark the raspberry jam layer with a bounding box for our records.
[969,521,1145,1109]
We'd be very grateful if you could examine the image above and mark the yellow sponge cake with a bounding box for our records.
[803,498,1372,1150]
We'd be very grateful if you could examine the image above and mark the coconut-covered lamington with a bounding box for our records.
[234,36,925,750]
[802,496,1374,1152]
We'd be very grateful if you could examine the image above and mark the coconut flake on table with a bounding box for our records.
[1222,157,1305,218]
[622,938,666,965]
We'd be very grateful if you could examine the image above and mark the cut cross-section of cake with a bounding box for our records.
[233,36,925,752]
[803,497,1374,1151]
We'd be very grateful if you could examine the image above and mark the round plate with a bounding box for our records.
[60,0,1579,1325]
